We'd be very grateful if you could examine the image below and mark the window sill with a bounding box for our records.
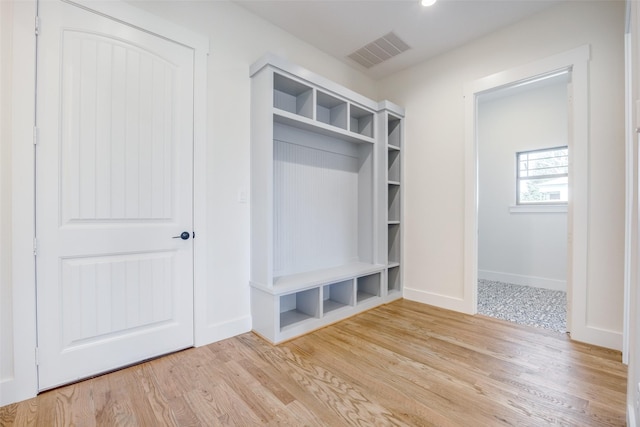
[509,204,567,214]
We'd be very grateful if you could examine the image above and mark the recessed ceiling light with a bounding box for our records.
[421,0,437,6]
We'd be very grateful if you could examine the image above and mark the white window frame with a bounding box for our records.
[516,145,568,206]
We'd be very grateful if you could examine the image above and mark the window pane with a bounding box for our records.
[527,148,567,160]
[519,176,568,203]
[518,148,568,178]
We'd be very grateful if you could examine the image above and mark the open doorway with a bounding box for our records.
[476,72,570,333]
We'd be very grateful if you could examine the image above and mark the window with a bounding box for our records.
[517,146,568,204]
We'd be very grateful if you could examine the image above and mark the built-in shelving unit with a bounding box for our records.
[378,102,404,295]
[250,55,404,344]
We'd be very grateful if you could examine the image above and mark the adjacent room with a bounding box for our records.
[476,73,570,334]
[2,0,637,425]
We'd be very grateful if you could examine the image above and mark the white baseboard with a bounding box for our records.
[478,269,566,292]
[403,286,473,314]
[571,323,623,352]
[0,377,37,407]
[629,403,637,427]
[194,315,252,347]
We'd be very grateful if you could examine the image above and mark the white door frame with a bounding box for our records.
[1,0,208,405]
[463,45,607,346]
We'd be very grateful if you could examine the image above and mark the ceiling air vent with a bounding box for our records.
[347,32,410,69]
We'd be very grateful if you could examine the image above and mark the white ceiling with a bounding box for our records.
[234,0,564,80]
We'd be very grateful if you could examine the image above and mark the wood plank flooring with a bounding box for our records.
[0,299,627,426]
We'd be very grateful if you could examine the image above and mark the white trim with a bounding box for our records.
[509,204,567,214]
[629,403,637,427]
[465,46,623,350]
[196,316,252,346]
[0,0,38,407]
[478,270,566,292]
[623,31,633,365]
[191,29,212,348]
[403,286,468,313]
[65,0,209,52]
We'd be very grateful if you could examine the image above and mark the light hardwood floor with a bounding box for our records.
[0,299,627,426]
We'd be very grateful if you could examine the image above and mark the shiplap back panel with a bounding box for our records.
[61,32,175,223]
[273,130,360,277]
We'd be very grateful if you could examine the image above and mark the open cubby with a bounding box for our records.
[388,149,400,183]
[273,73,313,119]
[316,91,348,130]
[280,288,320,330]
[388,223,400,264]
[350,105,374,138]
[388,266,401,293]
[323,279,354,314]
[388,183,401,222]
[388,116,401,148]
[357,273,381,303]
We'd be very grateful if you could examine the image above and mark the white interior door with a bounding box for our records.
[36,0,195,390]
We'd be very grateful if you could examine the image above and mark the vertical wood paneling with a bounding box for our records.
[151,60,165,218]
[125,259,140,327]
[78,38,97,219]
[95,42,113,219]
[61,253,176,349]
[95,262,111,336]
[110,260,126,333]
[138,259,153,325]
[163,68,174,219]
[110,45,127,219]
[61,32,176,222]
[151,257,171,321]
[79,263,97,339]
[138,55,153,219]
[64,34,82,222]
[124,49,140,219]
[274,140,358,277]
[61,260,81,346]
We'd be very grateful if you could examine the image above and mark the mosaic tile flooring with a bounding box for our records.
[477,279,567,333]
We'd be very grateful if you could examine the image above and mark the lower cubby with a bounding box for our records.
[250,266,399,344]
[280,288,320,330]
[323,279,354,314]
[357,273,381,303]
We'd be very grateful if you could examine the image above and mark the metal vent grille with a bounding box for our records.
[347,32,410,69]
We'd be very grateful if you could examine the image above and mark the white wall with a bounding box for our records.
[377,1,625,342]
[0,0,377,406]
[478,78,568,291]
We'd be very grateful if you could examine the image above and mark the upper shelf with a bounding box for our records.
[274,110,375,145]
[273,72,376,144]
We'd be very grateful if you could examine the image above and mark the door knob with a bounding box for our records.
[172,231,191,240]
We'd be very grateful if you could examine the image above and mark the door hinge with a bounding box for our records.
[33,238,37,256]
[35,347,39,366]
[34,16,40,36]
[33,126,39,146]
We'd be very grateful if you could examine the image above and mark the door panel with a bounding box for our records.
[61,31,177,222]
[36,0,195,390]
